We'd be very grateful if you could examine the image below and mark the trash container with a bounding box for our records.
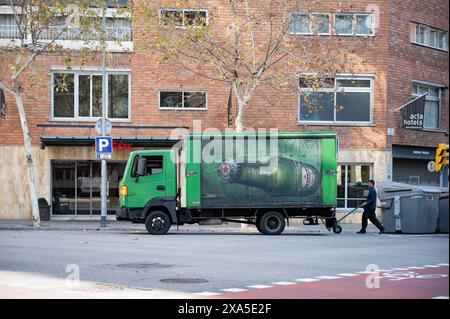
[377,182,446,234]
[438,195,449,233]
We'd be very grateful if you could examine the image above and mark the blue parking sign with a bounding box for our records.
[95,136,113,154]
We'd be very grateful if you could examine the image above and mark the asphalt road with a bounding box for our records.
[0,225,448,298]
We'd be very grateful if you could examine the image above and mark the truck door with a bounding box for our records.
[128,154,167,208]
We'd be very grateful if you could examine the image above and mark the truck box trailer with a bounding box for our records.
[117,132,339,235]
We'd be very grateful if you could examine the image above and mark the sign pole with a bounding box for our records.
[100,7,108,228]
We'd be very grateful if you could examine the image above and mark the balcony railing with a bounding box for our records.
[37,25,133,41]
[0,24,22,39]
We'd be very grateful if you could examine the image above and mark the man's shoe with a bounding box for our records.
[357,230,366,234]
[379,227,385,234]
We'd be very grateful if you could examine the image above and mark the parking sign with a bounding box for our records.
[95,136,113,159]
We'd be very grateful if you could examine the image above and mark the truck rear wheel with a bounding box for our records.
[258,211,286,235]
[145,211,171,235]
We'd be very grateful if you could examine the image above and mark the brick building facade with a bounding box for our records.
[0,0,448,219]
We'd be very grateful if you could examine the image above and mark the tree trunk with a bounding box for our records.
[13,92,40,227]
[234,97,247,133]
[234,96,250,229]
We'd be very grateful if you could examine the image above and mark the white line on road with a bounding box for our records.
[294,278,321,283]
[407,267,426,269]
[336,273,359,277]
[391,268,410,271]
[272,281,297,285]
[316,276,342,280]
[246,285,273,289]
[221,288,248,293]
[432,296,449,299]
[194,291,223,296]
[437,263,449,266]
[356,271,376,274]
[423,265,442,268]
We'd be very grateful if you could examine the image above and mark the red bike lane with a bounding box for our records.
[213,266,449,299]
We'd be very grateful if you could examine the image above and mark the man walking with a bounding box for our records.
[357,180,385,234]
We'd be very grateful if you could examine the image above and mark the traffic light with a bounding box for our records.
[435,144,449,172]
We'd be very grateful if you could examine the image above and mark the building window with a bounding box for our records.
[53,73,75,118]
[160,9,208,28]
[410,22,448,51]
[337,164,372,208]
[0,14,23,39]
[290,13,330,35]
[159,90,207,109]
[412,83,441,130]
[299,76,373,124]
[334,13,375,36]
[0,13,132,42]
[52,71,130,120]
[37,16,132,41]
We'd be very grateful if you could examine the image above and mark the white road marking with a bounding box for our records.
[432,296,449,299]
[337,273,359,277]
[272,281,296,285]
[246,285,273,289]
[356,271,376,274]
[423,265,441,268]
[407,266,426,269]
[221,288,248,293]
[194,291,223,296]
[316,276,342,280]
[437,263,449,266]
[391,268,410,271]
[294,278,321,283]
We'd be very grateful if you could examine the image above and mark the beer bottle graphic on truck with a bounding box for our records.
[202,138,323,207]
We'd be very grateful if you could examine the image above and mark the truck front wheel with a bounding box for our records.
[145,211,171,235]
[258,211,286,235]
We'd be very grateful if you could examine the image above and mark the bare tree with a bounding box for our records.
[134,0,370,132]
[0,0,129,226]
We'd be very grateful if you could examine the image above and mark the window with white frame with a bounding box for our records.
[410,22,448,51]
[0,14,23,39]
[412,83,442,130]
[52,71,130,120]
[0,12,132,42]
[337,164,372,208]
[159,90,207,109]
[160,8,208,28]
[299,76,373,123]
[334,13,375,36]
[290,13,330,35]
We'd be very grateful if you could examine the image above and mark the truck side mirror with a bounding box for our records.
[136,157,147,177]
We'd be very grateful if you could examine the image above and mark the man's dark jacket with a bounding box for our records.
[365,187,377,211]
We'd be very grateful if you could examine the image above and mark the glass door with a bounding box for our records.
[52,161,76,215]
[108,162,127,214]
[76,161,91,215]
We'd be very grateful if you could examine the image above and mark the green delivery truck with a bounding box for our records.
[117,132,340,235]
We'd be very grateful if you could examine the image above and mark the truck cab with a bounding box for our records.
[117,150,178,233]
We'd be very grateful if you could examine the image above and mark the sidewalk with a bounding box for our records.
[0,219,376,234]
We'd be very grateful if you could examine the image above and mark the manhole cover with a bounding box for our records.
[116,263,173,269]
[160,278,208,284]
